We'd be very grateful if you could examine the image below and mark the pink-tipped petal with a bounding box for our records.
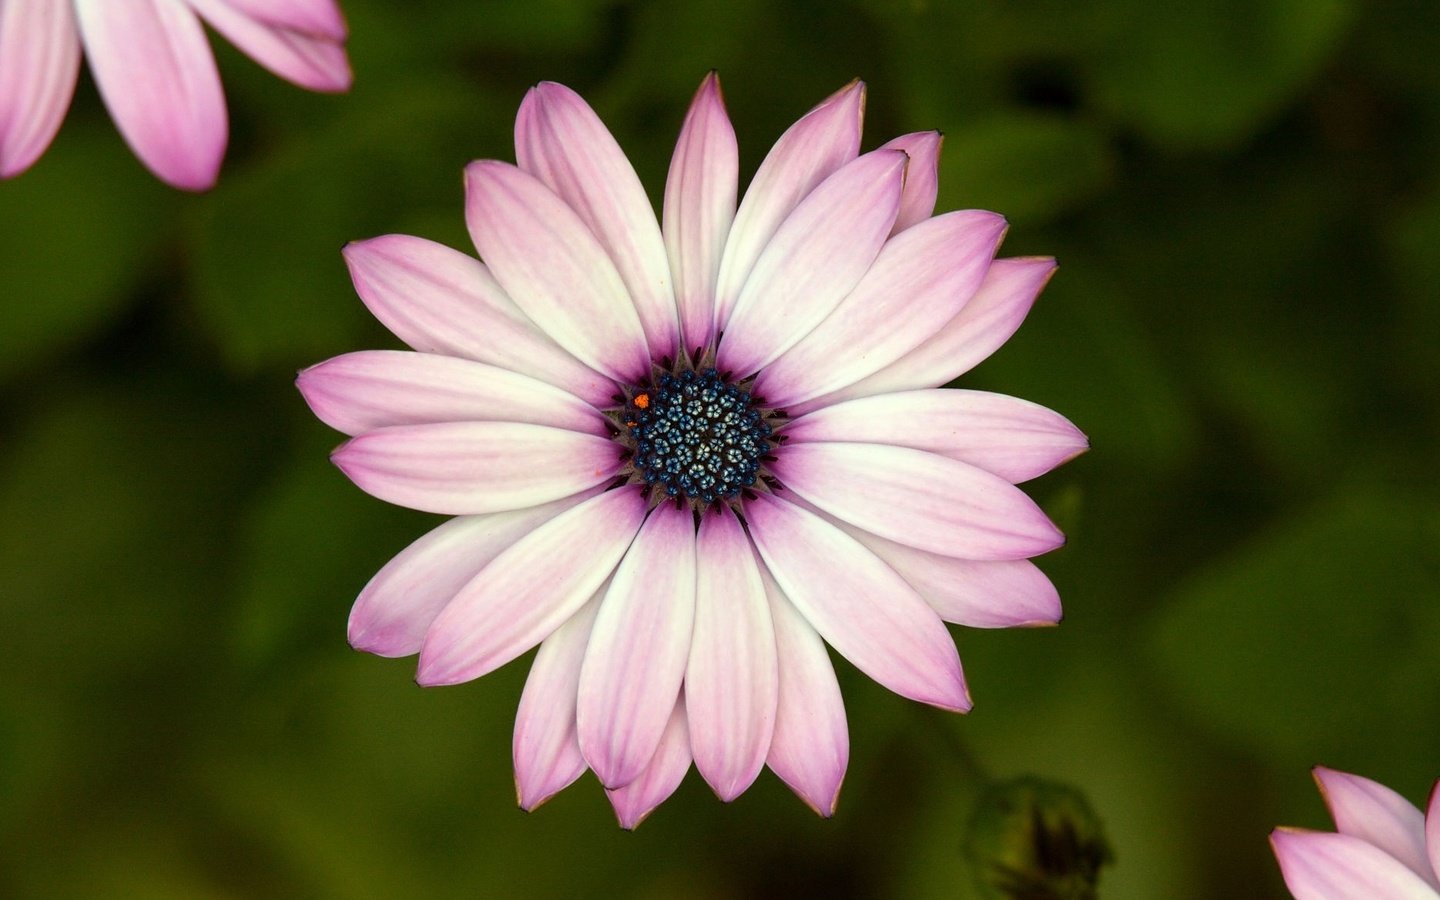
[712,80,865,330]
[516,82,679,363]
[717,149,907,378]
[187,0,351,93]
[342,235,612,406]
[771,442,1064,561]
[755,210,1006,407]
[331,422,620,516]
[782,389,1088,484]
[821,513,1062,628]
[812,256,1057,410]
[1271,830,1440,900]
[747,494,970,712]
[297,350,606,438]
[0,0,80,179]
[880,131,941,234]
[762,568,847,816]
[687,508,777,801]
[416,486,647,686]
[578,503,697,789]
[607,695,692,830]
[514,593,604,811]
[464,160,650,384]
[75,0,227,191]
[663,72,738,354]
[221,0,347,39]
[1315,768,1439,889]
[347,491,597,658]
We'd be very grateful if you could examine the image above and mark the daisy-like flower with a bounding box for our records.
[298,74,1086,827]
[1272,767,1440,899]
[0,0,351,190]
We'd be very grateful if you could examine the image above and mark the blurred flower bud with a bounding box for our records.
[964,777,1114,900]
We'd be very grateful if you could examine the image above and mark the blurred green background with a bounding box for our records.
[3,0,1438,896]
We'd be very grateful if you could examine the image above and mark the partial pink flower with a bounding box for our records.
[299,73,1085,827]
[0,0,351,191]
[1272,767,1440,899]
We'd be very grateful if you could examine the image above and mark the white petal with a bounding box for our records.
[464,160,650,384]
[416,486,647,686]
[342,235,613,406]
[578,503,697,789]
[663,72,738,355]
[1426,782,1440,886]
[712,80,865,331]
[717,149,907,378]
[686,507,777,801]
[75,0,227,190]
[0,0,80,178]
[782,389,1087,483]
[746,494,970,711]
[297,350,606,438]
[763,567,847,816]
[754,210,1006,407]
[516,82,679,362]
[331,421,620,516]
[513,593,603,811]
[606,695,692,830]
[346,490,598,658]
[771,441,1064,560]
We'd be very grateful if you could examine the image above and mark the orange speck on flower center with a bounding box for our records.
[633,392,650,409]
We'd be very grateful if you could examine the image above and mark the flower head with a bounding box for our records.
[0,0,352,190]
[1272,767,1440,899]
[299,73,1086,827]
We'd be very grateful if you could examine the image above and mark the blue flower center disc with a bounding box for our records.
[626,369,772,505]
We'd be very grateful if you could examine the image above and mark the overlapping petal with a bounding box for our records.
[664,72,738,355]
[717,149,907,378]
[464,160,650,383]
[341,235,613,405]
[578,503,697,789]
[222,0,347,39]
[712,80,864,330]
[879,131,941,234]
[297,350,606,438]
[348,490,599,658]
[0,0,81,178]
[782,389,1087,483]
[514,593,603,811]
[1272,830,1440,900]
[813,256,1057,409]
[416,486,647,687]
[747,494,970,712]
[1315,768,1440,889]
[763,568,848,816]
[188,0,351,93]
[755,210,1006,407]
[770,442,1065,560]
[606,695,692,830]
[517,82,679,363]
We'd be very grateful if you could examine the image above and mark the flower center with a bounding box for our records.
[620,368,773,506]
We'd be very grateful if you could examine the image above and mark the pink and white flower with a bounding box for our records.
[0,0,351,190]
[298,74,1085,827]
[1272,767,1440,899]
